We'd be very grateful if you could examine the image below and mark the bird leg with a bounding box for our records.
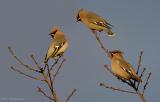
[91,29,98,37]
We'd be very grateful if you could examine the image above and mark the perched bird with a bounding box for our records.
[76,9,115,37]
[44,27,68,63]
[110,50,142,82]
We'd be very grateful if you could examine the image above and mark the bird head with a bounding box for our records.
[49,27,60,38]
[109,50,124,59]
[75,9,84,22]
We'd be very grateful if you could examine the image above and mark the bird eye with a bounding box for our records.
[49,30,57,38]
[112,52,116,54]
[50,34,54,38]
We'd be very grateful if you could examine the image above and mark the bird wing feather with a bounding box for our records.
[51,42,65,57]
[86,12,113,29]
[45,41,65,62]
[119,60,136,76]
[119,59,142,82]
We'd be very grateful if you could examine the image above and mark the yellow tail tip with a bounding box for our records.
[108,33,116,37]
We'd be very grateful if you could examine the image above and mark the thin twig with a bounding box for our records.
[136,51,143,74]
[10,66,40,80]
[134,51,143,85]
[140,68,146,79]
[104,64,115,76]
[91,31,111,59]
[50,57,61,71]
[100,82,146,102]
[47,64,54,94]
[52,58,66,82]
[100,83,136,94]
[143,72,151,94]
[37,87,55,101]
[65,89,77,102]
[8,46,40,73]
[46,57,61,77]
[30,54,42,70]
[136,68,146,90]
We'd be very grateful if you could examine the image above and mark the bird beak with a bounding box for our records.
[76,19,79,22]
[49,33,54,37]
[75,14,80,22]
[75,17,79,22]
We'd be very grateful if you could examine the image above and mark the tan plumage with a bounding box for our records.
[110,50,142,82]
[44,27,68,63]
[76,9,115,37]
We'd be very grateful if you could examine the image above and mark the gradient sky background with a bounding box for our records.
[0,0,160,102]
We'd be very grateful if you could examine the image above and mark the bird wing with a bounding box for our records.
[45,41,65,62]
[86,12,113,29]
[119,59,142,82]
[119,60,136,76]
[51,41,65,57]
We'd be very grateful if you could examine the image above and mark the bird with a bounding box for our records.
[44,27,68,63]
[76,9,115,37]
[110,50,142,82]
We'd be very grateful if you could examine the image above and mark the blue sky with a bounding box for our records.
[0,0,160,102]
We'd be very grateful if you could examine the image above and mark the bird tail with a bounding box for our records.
[104,29,115,37]
[44,59,48,64]
[44,54,49,64]
[132,74,143,83]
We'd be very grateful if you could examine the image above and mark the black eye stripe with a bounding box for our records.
[112,52,116,54]
[51,35,54,38]
[52,30,58,34]
[76,14,81,21]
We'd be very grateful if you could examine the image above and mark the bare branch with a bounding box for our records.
[140,68,146,79]
[10,66,40,80]
[136,67,146,89]
[42,70,60,102]
[100,83,136,94]
[46,57,61,77]
[100,82,147,102]
[8,46,71,102]
[50,57,61,71]
[134,51,143,85]
[143,72,151,94]
[8,46,40,73]
[136,51,143,74]
[51,89,60,102]
[30,54,42,70]
[91,31,111,59]
[47,64,54,94]
[65,89,77,102]
[52,58,66,82]
[136,92,147,102]
[37,87,55,101]
[104,64,115,76]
